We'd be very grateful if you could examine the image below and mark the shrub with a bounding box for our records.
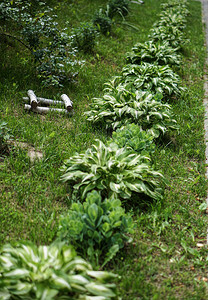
[93,9,112,35]
[126,40,182,66]
[0,0,82,86]
[85,87,178,136]
[61,139,164,201]
[58,191,135,267]
[110,123,156,157]
[0,241,117,299]
[120,63,185,97]
[71,22,97,53]
[107,0,130,19]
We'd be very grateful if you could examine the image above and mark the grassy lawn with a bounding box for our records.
[1,0,208,298]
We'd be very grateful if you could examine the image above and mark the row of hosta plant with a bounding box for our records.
[58,0,189,267]
[0,0,189,298]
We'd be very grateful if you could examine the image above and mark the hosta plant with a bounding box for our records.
[126,40,181,66]
[0,242,117,299]
[61,139,164,201]
[156,12,187,31]
[148,25,186,49]
[161,0,188,17]
[58,191,134,267]
[85,87,178,136]
[109,123,156,158]
[120,63,185,97]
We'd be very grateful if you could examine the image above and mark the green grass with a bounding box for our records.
[0,0,208,298]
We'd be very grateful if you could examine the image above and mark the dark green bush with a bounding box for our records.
[107,0,130,19]
[71,22,97,53]
[93,9,112,35]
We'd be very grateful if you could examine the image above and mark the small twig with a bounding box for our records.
[0,32,31,51]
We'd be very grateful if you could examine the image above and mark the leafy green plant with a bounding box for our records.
[161,0,189,17]
[126,40,182,66]
[148,24,186,49]
[93,9,112,35]
[120,63,185,97]
[0,241,117,299]
[58,190,134,267]
[109,123,156,157]
[61,139,163,201]
[71,22,97,53]
[157,11,187,31]
[86,86,178,136]
[107,0,130,19]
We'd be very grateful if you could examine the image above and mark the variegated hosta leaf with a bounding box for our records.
[0,242,117,299]
[61,139,164,202]
[85,88,178,134]
[148,24,187,49]
[126,40,181,66]
[157,10,187,31]
[161,1,189,18]
[120,63,185,97]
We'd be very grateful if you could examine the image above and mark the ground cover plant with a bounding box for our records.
[1,0,208,298]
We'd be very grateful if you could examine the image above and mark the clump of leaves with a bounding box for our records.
[93,9,112,35]
[58,191,135,267]
[157,11,187,31]
[61,139,163,202]
[85,86,178,136]
[110,123,156,157]
[71,22,97,53]
[0,241,118,299]
[126,40,182,66]
[148,24,186,49]
[120,63,185,97]
[107,0,130,19]
[0,121,11,156]
[161,0,189,17]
